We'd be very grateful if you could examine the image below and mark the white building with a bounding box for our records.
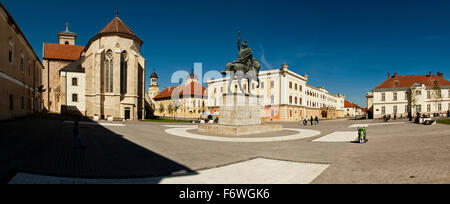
[344,100,363,117]
[206,65,346,121]
[369,72,450,118]
[60,62,86,115]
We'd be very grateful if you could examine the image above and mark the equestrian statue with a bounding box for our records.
[223,31,261,95]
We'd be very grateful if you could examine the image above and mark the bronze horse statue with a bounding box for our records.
[225,59,261,95]
[223,32,261,95]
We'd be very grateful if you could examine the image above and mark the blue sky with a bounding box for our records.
[3,0,450,106]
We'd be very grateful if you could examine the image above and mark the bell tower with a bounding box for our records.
[58,22,77,45]
[148,71,160,99]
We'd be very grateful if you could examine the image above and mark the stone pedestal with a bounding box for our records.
[198,123,283,136]
[219,94,263,126]
[198,93,283,136]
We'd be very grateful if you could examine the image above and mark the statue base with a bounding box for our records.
[219,93,263,126]
[198,93,283,136]
[198,124,283,136]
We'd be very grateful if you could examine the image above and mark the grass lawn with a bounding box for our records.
[437,119,450,125]
[140,119,192,123]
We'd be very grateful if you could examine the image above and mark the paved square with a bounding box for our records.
[313,131,358,142]
[8,158,330,184]
[348,122,405,128]
[1,117,450,184]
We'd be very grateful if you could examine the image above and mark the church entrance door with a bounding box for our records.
[125,108,131,120]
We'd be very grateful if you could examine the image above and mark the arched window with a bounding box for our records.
[120,51,128,94]
[65,41,69,45]
[105,50,114,93]
[8,37,14,64]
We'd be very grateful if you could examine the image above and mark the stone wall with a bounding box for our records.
[83,36,146,120]
[42,59,72,113]
[0,6,43,121]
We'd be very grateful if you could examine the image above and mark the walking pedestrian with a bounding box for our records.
[310,116,313,126]
[315,116,319,125]
[73,121,86,149]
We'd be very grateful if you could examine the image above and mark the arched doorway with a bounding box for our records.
[321,110,328,118]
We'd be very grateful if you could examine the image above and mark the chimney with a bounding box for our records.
[437,72,444,78]
[387,73,390,79]
[429,72,432,77]
[394,72,398,79]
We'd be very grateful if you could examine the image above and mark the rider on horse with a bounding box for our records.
[224,32,261,94]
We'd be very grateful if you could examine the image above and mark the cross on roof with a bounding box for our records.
[115,8,119,17]
[65,22,69,32]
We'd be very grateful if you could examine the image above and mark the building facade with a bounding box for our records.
[369,72,450,119]
[56,16,147,120]
[0,2,43,121]
[344,100,363,117]
[42,26,84,113]
[153,73,208,119]
[206,65,345,121]
[366,92,374,119]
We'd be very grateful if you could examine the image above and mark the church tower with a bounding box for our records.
[58,23,77,45]
[186,69,199,84]
[148,71,160,99]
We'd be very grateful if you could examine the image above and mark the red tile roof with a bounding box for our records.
[154,82,208,100]
[83,17,143,52]
[375,73,450,89]
[99,17,139,38]
[43,43,84,61]
[345,100,359,108]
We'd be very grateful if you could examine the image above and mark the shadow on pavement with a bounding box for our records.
[0,114,196,183]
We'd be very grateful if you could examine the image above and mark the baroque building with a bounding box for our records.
[153,72,208,119]
[206,64,346,121]
[369,72,450,119]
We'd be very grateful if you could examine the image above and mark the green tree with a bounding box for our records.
[159,104,165,114]
[167,104,174,115]
[431,82,442,113]
[407,85,418,120]
[172,102,180,120]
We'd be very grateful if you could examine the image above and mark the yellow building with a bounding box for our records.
[153,73,208,119]
[0,2,44,121]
